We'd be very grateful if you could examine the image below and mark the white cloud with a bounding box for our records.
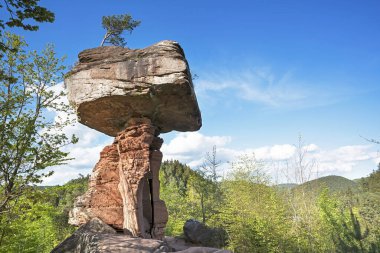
[312,145,378,174]
[161,132,232,166]
[40,83,112,185]
[42,166,92,186]
[373,152,380,165]
[303,144,319,152]
[253,144,296,161]
[161,133,379,182]
[41,125,379,185]
[40,122,112,185]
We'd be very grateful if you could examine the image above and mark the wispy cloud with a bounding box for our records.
[196,67,349,109]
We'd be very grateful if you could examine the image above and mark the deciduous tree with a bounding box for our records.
[0,0,54,52]
[191,146,223,225]
[0,33,77,243]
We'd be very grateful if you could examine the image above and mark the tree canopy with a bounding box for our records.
[0,0,54,52]
[100,14,141,47]
[0,33,77,221]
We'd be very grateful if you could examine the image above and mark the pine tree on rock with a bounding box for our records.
[100,14,141,47]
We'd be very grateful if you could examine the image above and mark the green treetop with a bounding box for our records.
[0,33,78,219]
[0,0,54,52]
[100,14,141,47]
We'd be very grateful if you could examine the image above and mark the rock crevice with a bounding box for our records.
[70,118,167,239]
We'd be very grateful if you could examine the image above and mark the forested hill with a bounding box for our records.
[294,175,358,193]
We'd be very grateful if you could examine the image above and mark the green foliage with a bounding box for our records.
[318,189,380,252]
[217,155,295,252]
[190,147,223,225]
[296,175,359,194]
[0,150,379,252]
[0,0,54,52]
[45,175,89,242]
[357,165,380,252]
[219,180,293,252]
[0,175,88,252]
[160,155,380,252]
[100,14,141,47]
[160,160,200,235]
[0,191,60,252]
[0,33,77,250]
[361,164,380,193]
[0,33,76,215]
[161,160,192,196]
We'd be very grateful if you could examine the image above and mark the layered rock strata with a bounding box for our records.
[65,40,201,136]
[70,118,167,239]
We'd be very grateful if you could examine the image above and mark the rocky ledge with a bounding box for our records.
[65,40,202,136]
[52,218,231,253]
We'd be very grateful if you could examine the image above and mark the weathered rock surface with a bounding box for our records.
[52,218,170,253]
[65,41,202,136]
[69,144,123,229]
[165,237,231,253]
[183,220,227,249]
[176,248,231,253]
[53,219,231,253]
[69,118,168,239]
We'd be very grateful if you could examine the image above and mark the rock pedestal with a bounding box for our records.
[70,118,167,239]
[117,118,167,239]
[66,41,202,240]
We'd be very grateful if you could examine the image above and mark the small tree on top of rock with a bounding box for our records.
[100,14,141,47]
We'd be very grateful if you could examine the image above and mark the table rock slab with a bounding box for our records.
[69,118,168,239]
[65,40,202,136]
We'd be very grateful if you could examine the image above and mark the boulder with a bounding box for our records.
[65,41,202,136]
[183,220,227,249]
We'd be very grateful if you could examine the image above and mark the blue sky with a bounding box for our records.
[12,0,380,184]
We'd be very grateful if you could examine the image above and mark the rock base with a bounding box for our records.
[69,118,168,239]
[52,218,231,253]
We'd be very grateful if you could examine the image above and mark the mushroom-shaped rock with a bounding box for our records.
[65,40,202,136]
[65,41,202,241]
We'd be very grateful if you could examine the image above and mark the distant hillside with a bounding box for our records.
[275,183,298,190]
[295,175,358,193]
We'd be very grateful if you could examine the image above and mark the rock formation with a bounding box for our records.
[51,218,171,253]
[65,41,202,240]
[52,218,232,253]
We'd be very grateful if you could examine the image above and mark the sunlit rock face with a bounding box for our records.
[65,40,201,136]
[65,41,202,240]
[69,118,167,239]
